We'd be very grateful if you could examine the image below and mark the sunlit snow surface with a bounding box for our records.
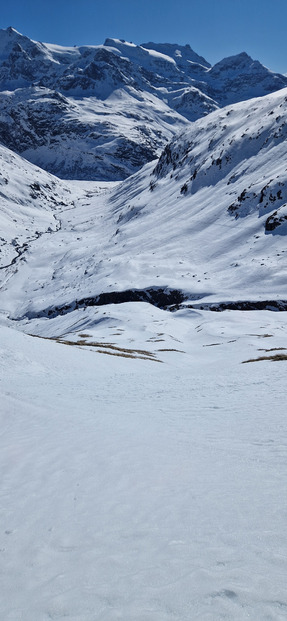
[1,87,287,620]
[1,307,287,621]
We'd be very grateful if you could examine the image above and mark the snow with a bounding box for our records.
[1,26,287,181]
[1,307,287,620]
[141,42,211,69]
[43,42,83,63]
[1,28,287,620]
[3,87,287,323]
[1,178,287,617]
[104,38,178,68]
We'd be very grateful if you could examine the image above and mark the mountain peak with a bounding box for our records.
[206,50,287,104]
[0,26,26,61]
[210,51,265,75]
[0,26,37,57]
[141,41,211,68]
[104,37,132,48]
[0,26,25,42]
[5,26,21,35]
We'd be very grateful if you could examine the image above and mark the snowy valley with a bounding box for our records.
[1,27,287,621]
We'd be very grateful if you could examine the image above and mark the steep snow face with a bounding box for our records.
[1,88,287,326]
[0,86,187,181]
[141,41,211,70]
[0,27,287,180]
[107,89,287,302]
[0,142,74,269]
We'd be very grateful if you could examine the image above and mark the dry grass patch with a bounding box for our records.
[157,348,185,353]
[96,349,162,362]
[54,337,160,362]
[247,333,273,338]
[147,337,165,342]
[258,347,287,352]
[242,353,287,363]
[29,333,162,362]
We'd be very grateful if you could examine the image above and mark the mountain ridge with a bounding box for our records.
[1,27,287,180]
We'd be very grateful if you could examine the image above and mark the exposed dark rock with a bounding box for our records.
[21,287,187,320]
[265,210,287,232]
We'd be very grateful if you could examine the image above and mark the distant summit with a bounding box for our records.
[141,41,211,68]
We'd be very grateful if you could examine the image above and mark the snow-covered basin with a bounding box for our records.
[0,305,287,620]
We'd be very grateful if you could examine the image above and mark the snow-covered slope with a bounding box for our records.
[1,143,287,619]
[1,302,287,621]
[0,27,287,180]
[0,86,186,180]
[0,142,74,269]
[1,87,286,330]
[1,30,287,621]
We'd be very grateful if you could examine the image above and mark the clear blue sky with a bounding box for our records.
[1,0,287,73]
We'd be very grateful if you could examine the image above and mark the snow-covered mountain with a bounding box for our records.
[1,29,287,324]
[2,28,287,621]
[1,86,287,332]
[1,27,287,180]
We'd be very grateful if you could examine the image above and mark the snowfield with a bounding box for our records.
[1,29,287,620]
[1,307,287,620]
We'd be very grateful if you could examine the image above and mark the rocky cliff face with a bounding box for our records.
[0,27,287,180]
